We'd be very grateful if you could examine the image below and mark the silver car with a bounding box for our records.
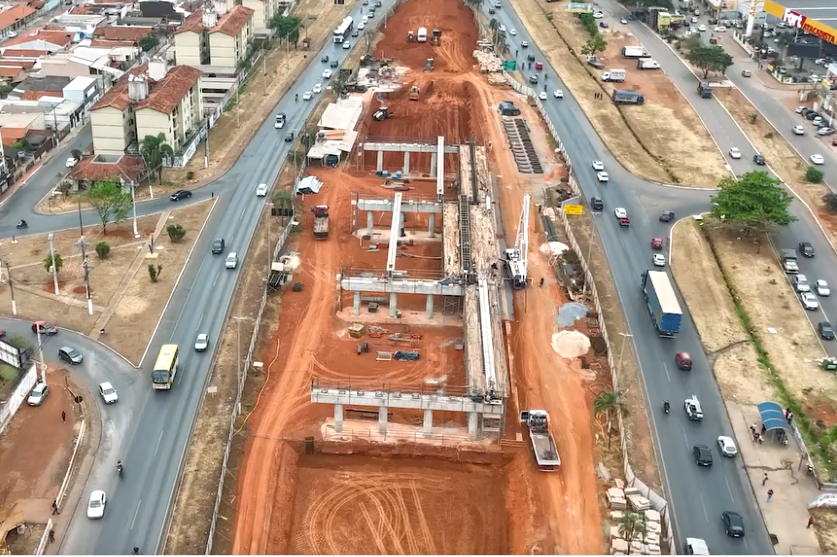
[816,279,830,297]
[195,333,209,352]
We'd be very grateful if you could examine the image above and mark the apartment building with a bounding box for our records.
[240,0,281,36]
[174,2,254,68]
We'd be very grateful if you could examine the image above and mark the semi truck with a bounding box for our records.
[520,410,561,471]
[612,89,644,105]
[417,27,427,42]
[622,45,647,58]
[641,270,683,337]
[697,82,713,98]
[311,205,329,239]
[637,58,660,70]
[601,69,626,82]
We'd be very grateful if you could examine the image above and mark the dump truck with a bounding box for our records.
[601,68,626,82]
[641,270,683,337]
[637,58,660,70]
[612,89,644,105]
[409,85,420,100]
[430,28,441,45]
[520,410,560,471]
[311,205,329,239]
[622,45,647,58]
[782,248,799,273]
[697,82,713,98]
[417,27,427,42]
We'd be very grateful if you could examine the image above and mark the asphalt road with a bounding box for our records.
[39,4,395,553]
[490,4,773,554]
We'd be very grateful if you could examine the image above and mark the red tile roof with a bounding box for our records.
[69,155,146,183]
[0,6,36,32]
[0,127,27,147]
[174,8,204,34]
[69,5,91,14]
[211,6,254,36]
[92,64,201,114]
[4,30,73,48]
[20,89,49,100]
[0,49,47,57]
[93,26,154,41]
[90,39,137,48]
[0,66,24,78]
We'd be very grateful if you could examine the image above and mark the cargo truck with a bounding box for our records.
[601,69,626,82]
[311,205,329,239]
[520,410,561,471]
[612,89,644,105]
[782,248,799,273]
[697,82,713,98]
[417,27,427,42]
[641,270,683,337]
[637,58,660,70]
[622,45,647,58]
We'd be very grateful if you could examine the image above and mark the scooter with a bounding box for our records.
[663,400,670,414]
[117,461,124,477]
[16,220,27,229]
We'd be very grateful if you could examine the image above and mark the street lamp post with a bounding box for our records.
[48,233,59,296]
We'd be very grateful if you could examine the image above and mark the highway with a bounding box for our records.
[14,2,393,553]
[490,3,773,554]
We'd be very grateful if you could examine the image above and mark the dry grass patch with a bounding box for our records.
[713,343,775,404]
[0,287,99,332]
[810,508,837,553]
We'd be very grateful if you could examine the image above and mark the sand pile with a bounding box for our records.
[551,330,591,358]
[540,241,568,256]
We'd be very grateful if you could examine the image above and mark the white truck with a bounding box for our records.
[520,410,561,471]
[417,27,427,42]
[622,45,647,58]
[601,69,626,82]
[636,58,660,70]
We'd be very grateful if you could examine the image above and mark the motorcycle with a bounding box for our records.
[117,461,124,477]
[16,220,27,229]
[663,400,670,414]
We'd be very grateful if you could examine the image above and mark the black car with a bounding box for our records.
[321,55,329,63]
[806,111,821,121]
[211,238,225,255]
[819,321,835,340]
[659,210,675,222]
[285,131,295,142]
[693,444,713,466]
[800,107,812,117]
[489,6,495,12]
[58,346,83,365]
[753,154,766,165]
[591,197,604,211]
[330,60,339,68]
[170,189,192,201]
[799,242,815,257]
[375,0,381,6]
[722,511,745,538]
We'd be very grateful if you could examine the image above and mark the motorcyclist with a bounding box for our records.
[543,84,547,92]
[515,48,518,56]
[117,460,124,475]
[544,73,548,81]
[133,547,139,555]
[16,219,27,229]
[295,93,298,102]
[663,400,670,413]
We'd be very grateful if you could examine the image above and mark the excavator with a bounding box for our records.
[408,85,420,100]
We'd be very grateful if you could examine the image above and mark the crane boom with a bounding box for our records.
[505,194,530,289]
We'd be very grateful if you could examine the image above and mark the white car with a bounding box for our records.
[274,115,285,129]
[811,154,825,165]
[510,28,517,35]
[597,171,609,182]
[521,41,529,48]
[717,436,738,457]
[302,91,313,101]
[87,490,106,519]
[714,25,726,32]
[256,183,268,197]
[621,17,628,24]
[728,147,741,159]
[795,106,807,113]
[653,253,666,267]
[698,24,706,32]
[500,24,506,32]
[801,291,819,310]
[690,16,698,23]
[195,333,209,352]
[614,207,627,219]
[358,21,365,30]
[553,89,564,98]
[322,69,332,79]
[593,11,604,18]
[818,127,835,136]
[792,125,805,135]
[66,157,78,168]
[592,160,605,171]
[27,383,49,406]
[538,91,547,100]
[342,41,351,49]
[313,83,322,94]
[816,279,831,297]
[99,382,118,404]
[225,253,239,269]
[794,274,810,292]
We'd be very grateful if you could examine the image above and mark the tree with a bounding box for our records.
[269,15,302,43]
[167,224,186,242]
[581,35,608,57]
[593,389,628,449]
[56,179,74,200]
[95,241,110,259]
[806,166,824,183]
[710,171,796,235]
[578,12,597,35]
[824,192,837,214]
[682,33,702,53]
[273,189,293,225]
[88,180,131,235]
[140,133,174,183]
[617,512,648,542]
[43,252,63,274]
[139,33,159,52]
[71,148,82,159]
[686,45,734,79]
[148,264,162,282]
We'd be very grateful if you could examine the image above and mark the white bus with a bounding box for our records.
[334,16,353,43]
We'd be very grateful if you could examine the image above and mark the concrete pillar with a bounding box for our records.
[366,211,374,235]
[403,151,410,175]
[426,294,434,319]
[467,412,479,437]
[378,405,388,435]
[427,212,435,238]
[334,403,344,433]
[377,150,384,172]
[389,292,398,317]
[423,409,433,435]
[353,291,361,315]
[399,213,405,238]
[430,152,438,177]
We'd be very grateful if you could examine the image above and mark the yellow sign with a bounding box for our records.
[764,0,837,46]
[563,204,583,215]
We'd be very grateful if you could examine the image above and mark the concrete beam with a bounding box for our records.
[363,141,459,154]
[311,387,506,415]
[437,136,445,200]
[478,276,497,393]
[354,198,443,214]
[340,276,465,296]
[386,192,403,277]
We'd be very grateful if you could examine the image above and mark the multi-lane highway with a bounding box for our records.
[490,3,774,554]
[0,2,394,553]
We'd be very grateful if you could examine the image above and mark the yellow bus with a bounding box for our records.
[152,344,179,390]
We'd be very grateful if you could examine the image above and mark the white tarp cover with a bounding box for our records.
[296,176,323,195]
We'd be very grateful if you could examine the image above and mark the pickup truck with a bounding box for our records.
[685,395,704,421]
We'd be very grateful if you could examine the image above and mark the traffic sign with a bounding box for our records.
[563,204,583,215]
[503,60,517,71]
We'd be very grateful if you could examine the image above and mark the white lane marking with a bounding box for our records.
[725,476,736,505]
[154,430,164,457]
[683,427,690,451]
[197,313,204,330]
[212,272,219,288]
[131,499,142,530]
[663,361,672,383]
[699,492,709,523]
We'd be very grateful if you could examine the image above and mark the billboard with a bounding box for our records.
[566,2,594,13]
[0,338,29,370]
[764,0,837,46]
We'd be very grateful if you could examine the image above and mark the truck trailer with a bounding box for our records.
[637,58,660,70]
[520,410,561,471]
[641,270,683,337]
[612,89,644,105]
[311,205,329,239]
[601,69,626,82]
[622,45,647,58]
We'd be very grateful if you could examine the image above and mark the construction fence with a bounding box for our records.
[504,71,674,553]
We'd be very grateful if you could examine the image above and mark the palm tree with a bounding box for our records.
[140,133,174,183]
[593,388,628,449]
[272,189,293,226]
[617,512,648,542]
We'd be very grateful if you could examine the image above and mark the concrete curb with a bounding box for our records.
[56,420,86,510]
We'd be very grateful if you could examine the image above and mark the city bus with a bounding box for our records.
[152,344,179,390]
[333,16,353,43]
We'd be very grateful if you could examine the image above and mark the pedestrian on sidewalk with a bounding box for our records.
[808,516,814,529]
[539,277,544,287]
[767,489,774,502]
[52,500,59,515]
[61,410,66,422]
[48,529,55,543]
[211,191,214,198]
[762,472,768,486]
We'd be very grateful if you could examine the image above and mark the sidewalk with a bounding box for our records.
[727,401,822,555]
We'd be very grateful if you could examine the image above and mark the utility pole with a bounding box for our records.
[130,181,139,238]
[76,199,93,315]
[204,118,210,169]
[263,53,267,96]
[48,233,59,295]
[36,327,46,383]
[2,259,16,315]
[236,84,240,128]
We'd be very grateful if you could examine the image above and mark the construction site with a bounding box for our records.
[230,0,612,553]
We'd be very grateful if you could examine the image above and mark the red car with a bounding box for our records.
[535,62,543,70]
[619,216,630,226]
[676,352,692,370]
[651,237,663,250]
[31,321,58,335]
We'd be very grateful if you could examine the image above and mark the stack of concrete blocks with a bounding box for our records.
[643,510,662,555]
[473,50,503,73]
[626,487,650,512]
[606,487,627,510]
